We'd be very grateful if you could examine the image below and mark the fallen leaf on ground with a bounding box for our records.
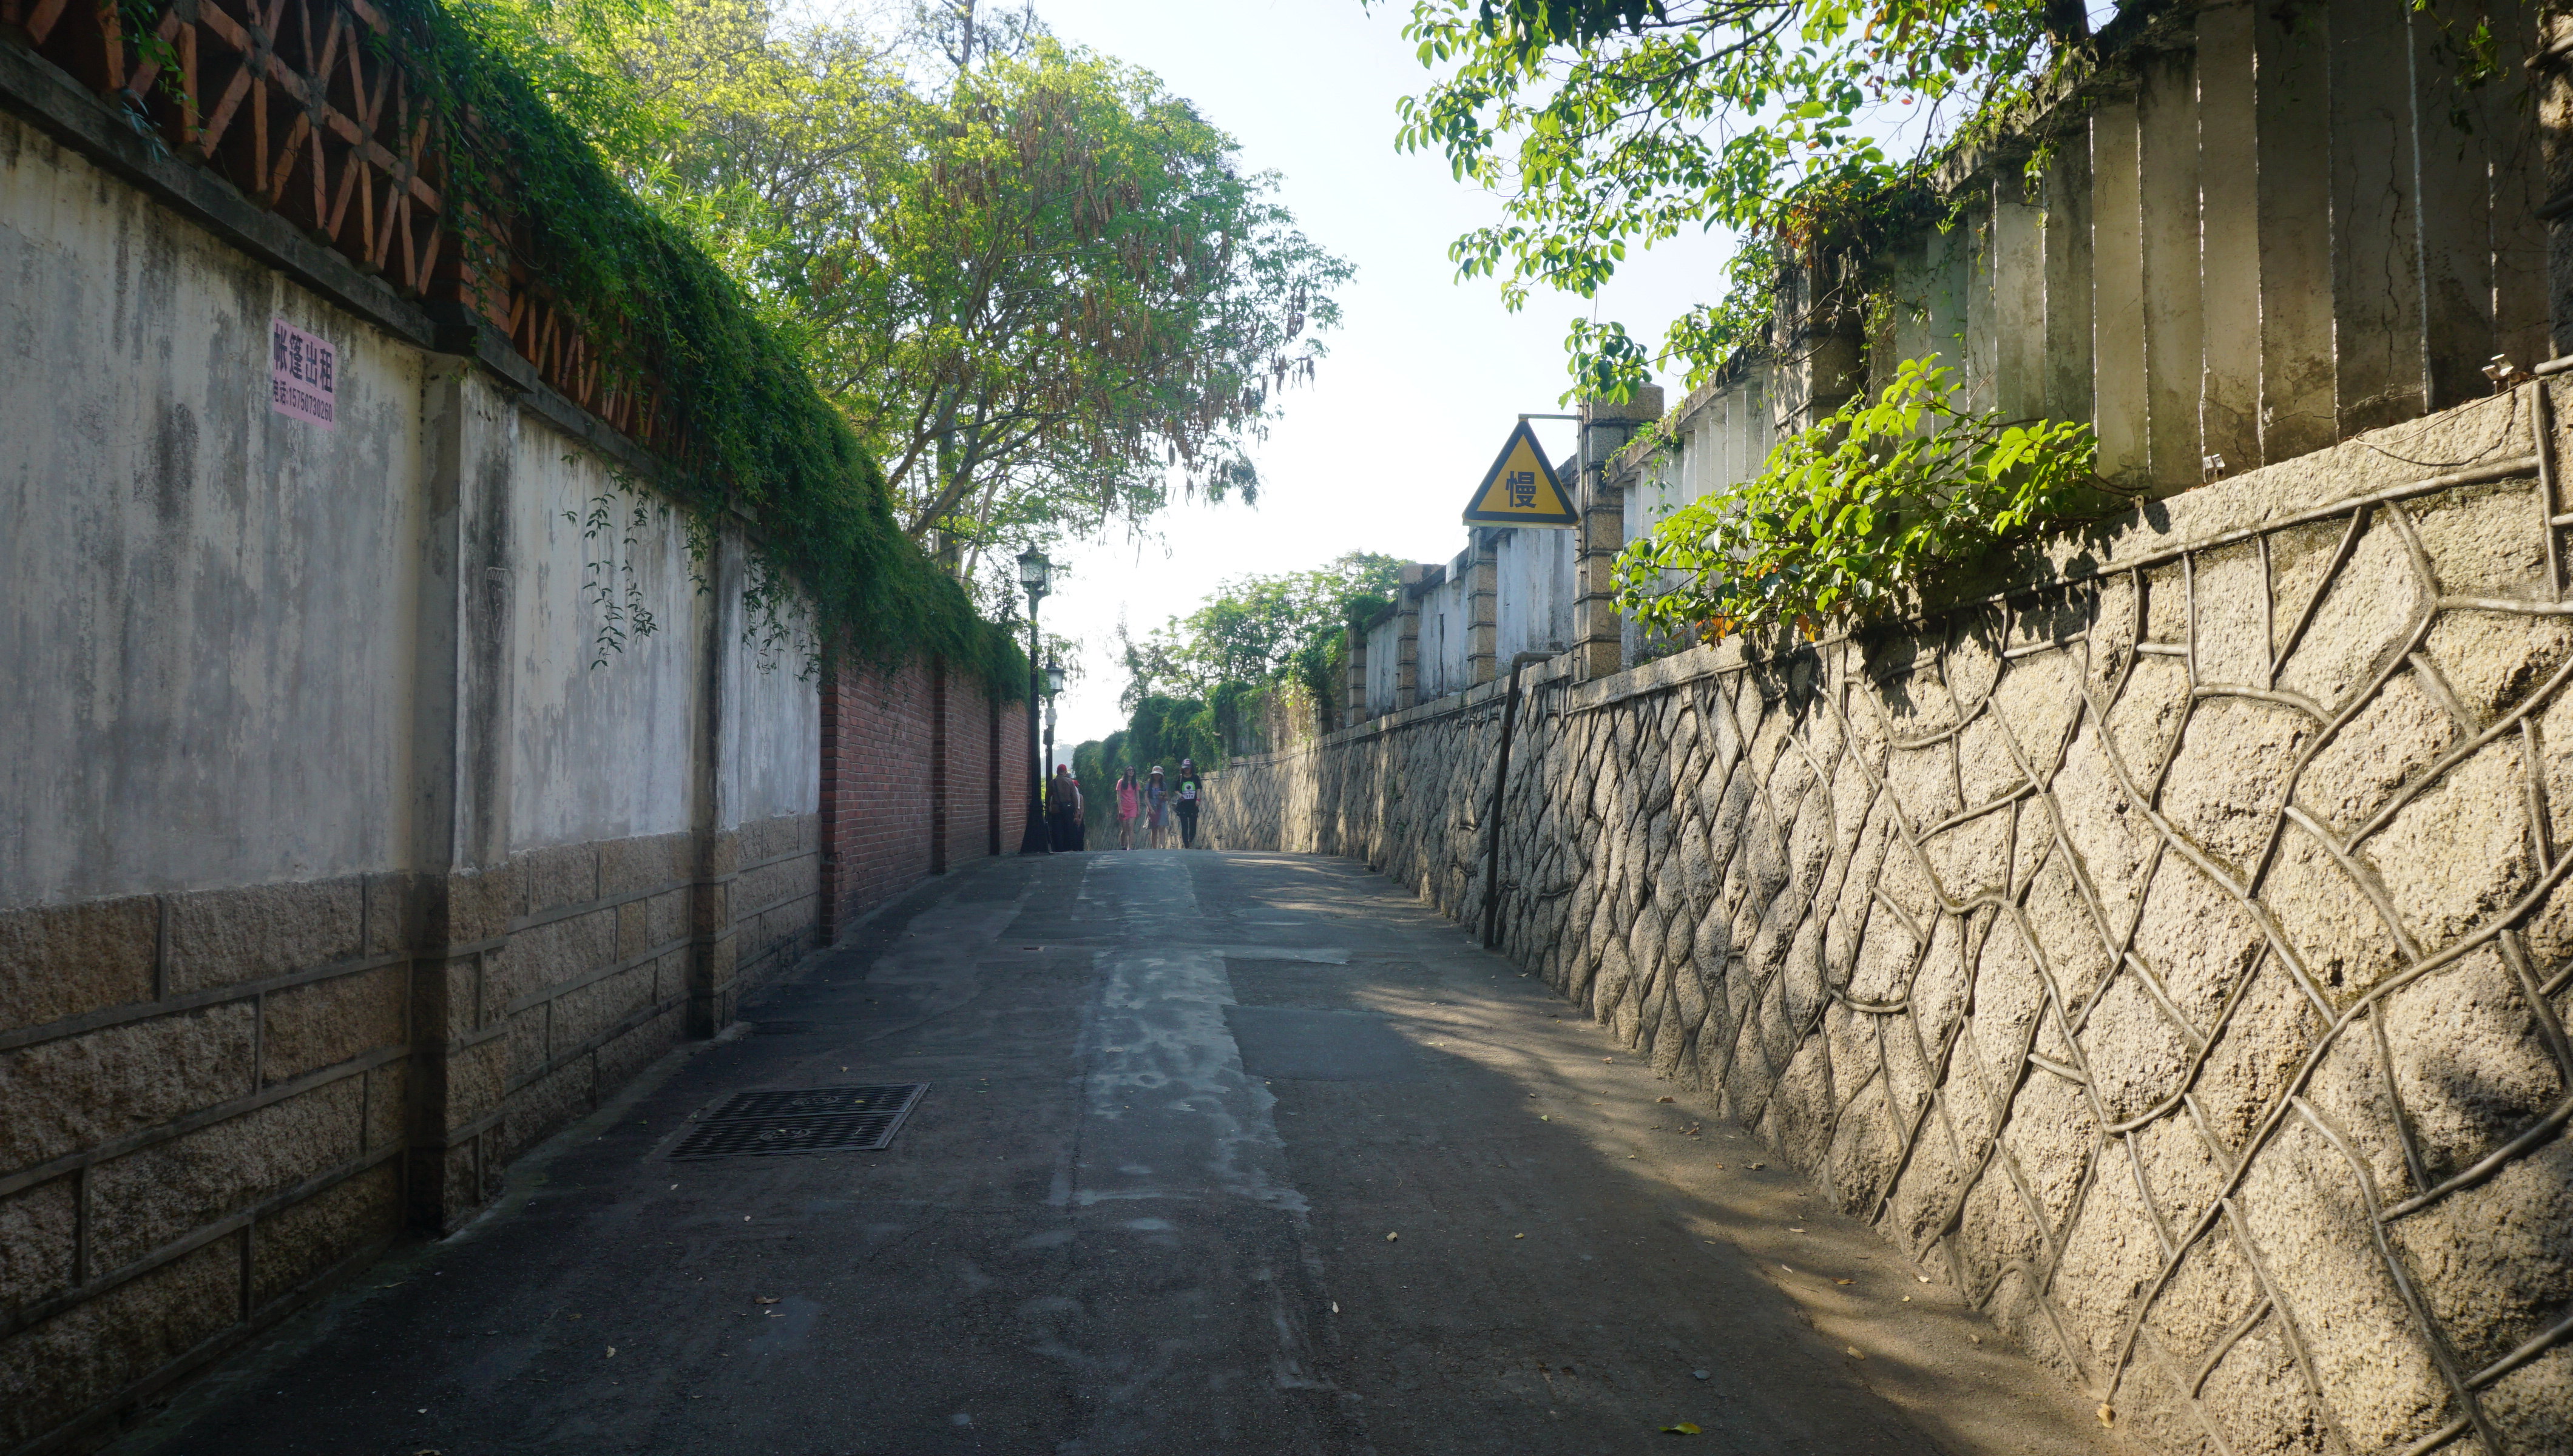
[1386,1232,1399,1241]
[1660,1422,1701,1435]
[1657,1096,1675,1103]
[1834,1279,1855,1286]
[1515,1233,1525,1239]
[606,1347,616,1358]
[1749,1162,1766,1170]
[754,1296,780,1305]
[1603,1057,1614,1063]
[2098,1404,2115,1427]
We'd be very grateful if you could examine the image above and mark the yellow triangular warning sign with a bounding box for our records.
[1462,420,1577,527]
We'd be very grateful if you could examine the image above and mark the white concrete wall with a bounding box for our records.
[506,431,701,851]
[0,121,427,906]
[1418,570,1472,701]
[726,601,821,827]
[1364,612,1400,718]
[0,110,821,905]
[1493,524,1574,662]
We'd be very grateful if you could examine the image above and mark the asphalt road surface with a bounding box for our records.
[124,850,2128,1456]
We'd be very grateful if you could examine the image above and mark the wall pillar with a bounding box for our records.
[1467,528,1500,687]
[1344,626,1368,727]
[685,530,744,1038]
[1574,389,1659,679]
[929,657,950,874]
[405,368,522,1235]
[1395,564,1425,710]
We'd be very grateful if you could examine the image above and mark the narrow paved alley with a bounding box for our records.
[126,852,2123,1456]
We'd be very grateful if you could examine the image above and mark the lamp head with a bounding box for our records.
[1043,658,1067,696]
[1016,547,1053,599]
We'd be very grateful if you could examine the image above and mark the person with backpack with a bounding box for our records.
[1144,766,1170,848]
[1174,758,1205,849]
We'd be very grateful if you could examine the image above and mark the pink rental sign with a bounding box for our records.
[269,318,336,429]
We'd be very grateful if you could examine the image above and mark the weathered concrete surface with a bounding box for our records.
[0,98,833,1454]
[117,851,2121,1456]
[1207,387,2573,1454]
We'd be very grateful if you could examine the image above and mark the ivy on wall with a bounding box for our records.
[116,0,1028,690]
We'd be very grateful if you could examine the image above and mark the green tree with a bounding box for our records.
[1121,552,1402,706]
[1382,0,2094,400]
[584,0,1353,595]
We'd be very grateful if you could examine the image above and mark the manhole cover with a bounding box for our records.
[667,1084,925,1159]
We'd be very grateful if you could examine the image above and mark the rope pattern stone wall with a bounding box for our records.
[1206,383,2573,1455]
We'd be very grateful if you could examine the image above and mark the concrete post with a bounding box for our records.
[685,529,745,1039]
[2331,0,2429,436]
[2198,2,2262,477]
[1574,388,1661,680]
[2139,48,2204,494]
[2040,123,2095,426]
[928,656,950,874]
[1343,625,1367,727]
[1467,528,1500,687]
[2257,0,2338,461]
[1395,564,1425,710]
[2091,91,2149,488]
[405,368,522,1234]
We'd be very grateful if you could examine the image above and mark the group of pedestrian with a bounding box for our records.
[1111,758,1205,849]
[1042,758,1208,851]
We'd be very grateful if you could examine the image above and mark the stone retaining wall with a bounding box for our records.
[1206,383,2573,1455]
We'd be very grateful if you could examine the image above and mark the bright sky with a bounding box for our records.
[1006,0,1726,752]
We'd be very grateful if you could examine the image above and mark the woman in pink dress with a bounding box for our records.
[1115,768,1141,849]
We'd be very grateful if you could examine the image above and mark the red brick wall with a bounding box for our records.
[817,657,1032,939]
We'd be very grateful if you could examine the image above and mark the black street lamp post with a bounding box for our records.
[1016,548,1053,855]
[1041,658,1066,846]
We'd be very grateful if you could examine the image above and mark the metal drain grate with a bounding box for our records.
[667,1083,925,1159]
